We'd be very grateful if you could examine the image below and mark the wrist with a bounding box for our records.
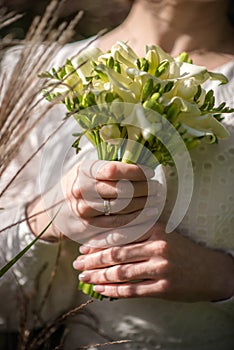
[209,250,234,302]
[26,198,62,242]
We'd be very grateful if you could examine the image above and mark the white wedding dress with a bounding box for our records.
[0,40,234,350]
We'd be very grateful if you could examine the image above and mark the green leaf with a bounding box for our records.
[38,71,54,79]
[0,210,60,278]
[193,85,202,102]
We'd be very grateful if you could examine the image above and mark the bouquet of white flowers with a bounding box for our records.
[40,41,233,299]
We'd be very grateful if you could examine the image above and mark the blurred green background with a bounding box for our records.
[0,0,131,40]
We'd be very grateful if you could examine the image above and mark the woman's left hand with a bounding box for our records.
[73,223,234,301]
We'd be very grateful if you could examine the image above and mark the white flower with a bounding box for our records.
[180,113,230,139]
[100,124,122,145]
[72,46,103,84]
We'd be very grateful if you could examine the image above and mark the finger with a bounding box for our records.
[75,196,151,217]
[95,179,162,199]
[80,160,154,182]
[60,203,156,245]
[96,162,154,181]
[78,260,157,284]
[74,242,151,270]
[80,212,158,248]
[92,280,167,298]
[72,183,162,219]
[74,234,166,270]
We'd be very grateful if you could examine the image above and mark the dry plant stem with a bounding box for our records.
[0,50,60,173]
[0,7,102,179]
[53,328,69,350]
[73,310,114,343]
[0,2,111,348]
[31,241,66,329]
[38,236,63,312]
[27,300,94,350]
[0,0,83,176]
[0,248,32,350]
[0,118,67,197]
[69,27,108,61]
[18,296,31,350]
[1,241,66,350]
[19,262,52,350]
[20,266,53,350]
[0,9,23,30]
[75,340,132,349]
[0,198,65,234]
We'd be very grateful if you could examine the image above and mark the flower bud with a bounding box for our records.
[114,61,121,73]
[64,60,82,90]
[176,78,198,100]
[142,123,162,141]
[166,102,180,123]
[100,124,122,145]
[141,78,154,101]
[143,100,164,114]
[107,56,115,69]
[155,60,169,78]
[140,58,149,72]
[145,49,159,75]
[82,91,96,108]
[177,52,193,64]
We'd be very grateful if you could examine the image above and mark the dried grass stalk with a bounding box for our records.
[0,4,127,349]
[0,0,83,178]
[0,5,24,30]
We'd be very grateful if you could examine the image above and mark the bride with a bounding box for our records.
[1,0,234,349]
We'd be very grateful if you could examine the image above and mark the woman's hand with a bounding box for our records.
[60,160,164,245]
[27,160,163,244]
[65,160,156,221]
[73,223,234,302]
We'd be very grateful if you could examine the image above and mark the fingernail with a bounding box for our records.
[79,245,90,254]
[93,285,105,293]
[78,273,90,282]
[73,260,84,270]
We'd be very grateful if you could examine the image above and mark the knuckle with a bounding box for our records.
[159,259,170,274]
[110,247,122,263]
[72,183,81,199]
[96,181,116,197]
[122,284,136,298]
[103,162,118,179]
[117,266,130,281]
[151,240,168,257]
[77,200,90,217]
[157,279,171,293]
[96,181,106,195]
